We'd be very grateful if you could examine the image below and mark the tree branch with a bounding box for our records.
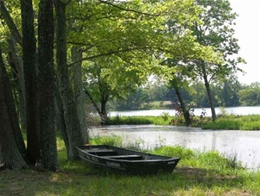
[0,0,22,46]
[99,0,161,17]
[67,47,147,67]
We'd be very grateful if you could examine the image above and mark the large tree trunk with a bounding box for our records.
[71,46,89,144]
[20,0,40,164]
[38,0,58,170]
[0,46,27,169]
[54,0,83,160]
[7,37,27,131]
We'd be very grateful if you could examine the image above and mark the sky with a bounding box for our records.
[229,0,260,84]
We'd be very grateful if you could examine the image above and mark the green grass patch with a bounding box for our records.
[202,119,241,130]
[105,114,260,130]
[201,115,260,130]
[106,115,175,125]
[90,134,123,146]
[105,115,153,125]
[1,140,260,196]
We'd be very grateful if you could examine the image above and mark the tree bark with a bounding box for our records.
[55,86,70,156]
[38,0,58,170]
[54,0,83,159]
[71,46,89,144]
[0,46,27,169]
[202,64,217,121]
[174,87,191,126]
[2,49,27,162]
[7,37,27,131]
[20,0,40,164]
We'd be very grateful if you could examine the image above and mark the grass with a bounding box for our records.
[1,136,260,196]
[105,114,260,130]
[201,115,260,130]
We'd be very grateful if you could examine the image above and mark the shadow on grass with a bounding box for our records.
[0,164,255,196]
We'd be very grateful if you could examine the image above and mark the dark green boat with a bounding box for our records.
[76,145,181,175]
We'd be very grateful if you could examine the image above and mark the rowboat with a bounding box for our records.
[76,145,181,175]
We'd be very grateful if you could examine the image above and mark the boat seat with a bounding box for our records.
[104,155,143,160]
[87,149,118,156]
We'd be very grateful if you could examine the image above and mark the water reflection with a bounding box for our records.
[90,125,260,171]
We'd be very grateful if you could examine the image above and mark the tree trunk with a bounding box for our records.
[100,93,109,124]
[202,66,217,121]
[71,46,89,144]
[0,45,27,169]
[20,0,40,164]
[54,0,83,159]
[174,87,191,126]
[55,86,70,156]
[38,0,58,170]
[2,49,27,162]
[7,37,27,131]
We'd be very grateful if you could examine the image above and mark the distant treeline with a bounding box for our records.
[110,81,260,110]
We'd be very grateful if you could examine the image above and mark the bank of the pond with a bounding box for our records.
[105,114,260,130]
[90,125,260,171]
[109,106,260,117]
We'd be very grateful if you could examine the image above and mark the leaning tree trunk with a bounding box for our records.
[0,45,27,169]
[202,67,217,121]
[71,46,89,144]
[54,0,83,160]
[38,0,58,170]
[0,0,22,46]
[20,0,40,164]
[7,37,27,131]
[174,87,191,126]
[2,47,27,161]
[55,86,70,156]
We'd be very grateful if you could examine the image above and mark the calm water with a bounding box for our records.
[90,125,260,171]
[109,106,260,117]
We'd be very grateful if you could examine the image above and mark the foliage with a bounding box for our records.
[238,82,260,106]
[190,0,244,82]
[113,78,251,111]
[75,0,221,117]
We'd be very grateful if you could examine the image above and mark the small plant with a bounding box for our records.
[161,112,170,122]
[219,106,228,116]
[90,134,123,146]
[155,136,166,148]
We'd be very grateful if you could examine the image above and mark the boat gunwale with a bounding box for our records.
[76,145,181,163]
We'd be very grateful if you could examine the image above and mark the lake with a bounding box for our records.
[90,125,260,171]
[91,106,260,171]
[108,106,260,117]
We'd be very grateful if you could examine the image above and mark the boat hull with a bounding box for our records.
[76,145,180,175]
